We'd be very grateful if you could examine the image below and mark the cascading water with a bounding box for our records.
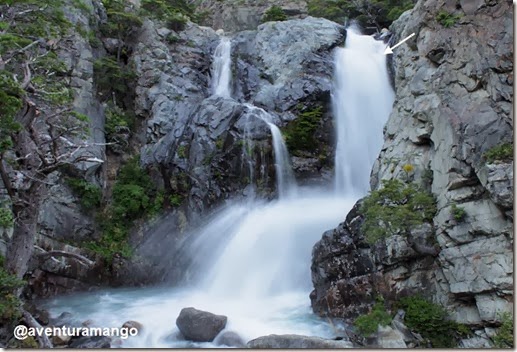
[333,27,395,197]
[245,104,297,198]
[44,27,394,348]
[211,37,232,97]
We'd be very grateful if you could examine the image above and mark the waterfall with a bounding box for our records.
[45,27,395,349]
[245,104,297,198]
[211,37,232,97]
[333,27,395,197]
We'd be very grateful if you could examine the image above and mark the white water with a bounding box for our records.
[44,27,394,348]
[211,37,232,97]
[333,28,395,197]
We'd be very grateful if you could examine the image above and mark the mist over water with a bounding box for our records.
[44,27,394,348]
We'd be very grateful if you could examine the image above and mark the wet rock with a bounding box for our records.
[122,320,143,333]
[213,330,245,347]
[175,307,227,342]
[69,336,111,348]
[52,330,71,346]
[247,334,354,348]
[195,0,308,32]
[376,325,407,348]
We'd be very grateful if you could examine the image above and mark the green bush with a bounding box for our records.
[450,203,466,222]
[0,206,14,228]
[307,0,413,29]
[484,143,513,163]
[354,300,392,336]
[436,11,462,27]
[283,106,322,155]
[0,258,24,323]
[361,179,436,244]
[0,70,23,152]
[262,5,287,22]
[398,296,467,347]
[140,0,193,31]
[93,57,136,101]
[493,312,513,348]
[66,178,102,210]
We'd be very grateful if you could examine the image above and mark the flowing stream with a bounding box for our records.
[43,28,394,347]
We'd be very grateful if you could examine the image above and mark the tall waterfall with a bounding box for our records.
[44,27,395,348]
[211,37,232,97]
[333,28,395,197]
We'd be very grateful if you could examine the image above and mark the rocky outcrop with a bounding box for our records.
[195,0,308,33]
[246,334,354,348]
[176,307,227,342]
[311,0,513,340]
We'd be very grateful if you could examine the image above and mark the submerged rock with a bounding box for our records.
[213,330,245,347]
[246,334,354,348]
[175,307,227,342]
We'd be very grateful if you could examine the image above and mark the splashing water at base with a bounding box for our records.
[43,193,355,348]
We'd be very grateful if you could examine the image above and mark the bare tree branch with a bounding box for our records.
[21,309,53,348]
[37,250,95,267]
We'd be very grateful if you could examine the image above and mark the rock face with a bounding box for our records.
[195,0,308,32]
[311,0,513,338]
[246,334,354,348]
[175,307,227,342]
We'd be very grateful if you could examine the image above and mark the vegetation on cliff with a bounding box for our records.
[360,178,436,244]
[307,0,414,30]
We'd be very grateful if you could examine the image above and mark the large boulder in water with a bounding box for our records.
[246,334,354,348]
[175,307,227,342]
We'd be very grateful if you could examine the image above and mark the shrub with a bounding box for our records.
[140,0,193,31]
[0,258,24,322]
[262,5,287,22]
[0,206,14,228]
[66,178,102,210]
[483,143,513,163]
[436,11,462,28]
[354,300,392,336]
[283,106,322,155]
[93,57,136,101]
[493,312,513,348]
[361,179,436,244]
[397,296,468,348]
[307,0,414,29]
[450,203,466,222]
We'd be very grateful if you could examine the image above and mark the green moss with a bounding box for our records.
[397,296,468,348]
[177,144,187,158]
[283,106,322,155]
[354,300,392,336]
[493,312,513,348]
[436,10,462,27]
[450,203,466,222]
[484,143,513,163]
[262,5,287,22]
[361,179,436,244]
